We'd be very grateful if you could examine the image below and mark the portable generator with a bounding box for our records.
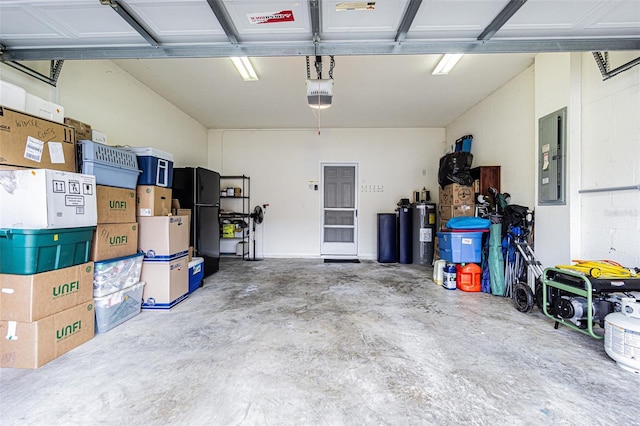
[542,267,640,339]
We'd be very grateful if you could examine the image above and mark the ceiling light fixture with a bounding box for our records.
[432,53,463,75]
[230,57,258,81]
[306,55,335,109]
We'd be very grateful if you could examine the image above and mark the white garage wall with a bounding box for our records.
[534,53,574,268]
[209,128,445,258]
[445,65,536,208]
[579,51,640,266]
[447,51,640,268]
[0,61,209,168]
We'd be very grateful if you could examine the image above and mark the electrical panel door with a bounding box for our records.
[538,107,567,205]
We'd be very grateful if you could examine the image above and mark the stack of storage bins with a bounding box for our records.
[77,140,145,332]
[437,182,482,292]
[0,167,97,368]
[124,147,190,311]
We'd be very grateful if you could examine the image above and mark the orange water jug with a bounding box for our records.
[456,263,482,292]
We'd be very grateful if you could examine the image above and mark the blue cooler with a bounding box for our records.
[188,257,204,293]
[125,147,174,187]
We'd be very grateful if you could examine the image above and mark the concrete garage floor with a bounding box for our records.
[1,258,640,425]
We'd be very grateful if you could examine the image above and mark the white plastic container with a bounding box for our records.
[433,259,446,285]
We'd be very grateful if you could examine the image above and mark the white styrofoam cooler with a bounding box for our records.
[0,80,27,112]
[25,93,64,123]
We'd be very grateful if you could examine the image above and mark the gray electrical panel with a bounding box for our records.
[538,107,567,205]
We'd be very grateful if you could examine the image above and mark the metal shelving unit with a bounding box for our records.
[219,175,250,259]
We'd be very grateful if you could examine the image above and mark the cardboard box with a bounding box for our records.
[91,223,139,262]
[63,117,92,141]
[439,204,476,221]
[96,185,136,224]
[0,106,76,171]
[439,183,474,206]
[136,185,172,217]
[0,262,94,322]
[0,168,97,229]
[141,256,189,311]
[138,216,189,260]
[0,301,95,369]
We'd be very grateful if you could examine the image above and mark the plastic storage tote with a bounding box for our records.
[436,231,483,263]
[188,257,204,294]
[93,253,144,297]
[123,147,174,187]
[94,281,145,333]
[0,227,95,274]
[77,140,140,189]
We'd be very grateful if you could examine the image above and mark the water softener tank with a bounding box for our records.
[377,213,397,263]
[398,207,412,264]
[411,203,436,265]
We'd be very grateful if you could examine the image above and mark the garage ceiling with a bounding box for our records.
[1,0,639,129]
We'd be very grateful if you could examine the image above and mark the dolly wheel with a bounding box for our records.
[514,282,535,313]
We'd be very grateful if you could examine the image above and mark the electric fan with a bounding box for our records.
[247,204,267,261]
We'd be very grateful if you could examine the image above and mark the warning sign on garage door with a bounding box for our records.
[247,10,294,24]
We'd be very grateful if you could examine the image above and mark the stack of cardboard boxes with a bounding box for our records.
[75,136,145,333]
[0,107,99,368]
[127,148,190,311]
[438,183,476,230]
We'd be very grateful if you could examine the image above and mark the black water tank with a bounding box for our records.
[377,213,397,263]
[398,207,413,264]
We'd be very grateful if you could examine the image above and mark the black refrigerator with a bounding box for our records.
[172,167,220,277]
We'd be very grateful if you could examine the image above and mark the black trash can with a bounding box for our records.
[377,213,397,263]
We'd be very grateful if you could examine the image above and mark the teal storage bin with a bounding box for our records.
[0,227,95,275]
[436,231,483,263]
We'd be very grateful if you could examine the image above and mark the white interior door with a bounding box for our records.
[321,163,358,257]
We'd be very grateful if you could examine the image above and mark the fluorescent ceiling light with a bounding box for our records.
[230,57,258,81]
[432,54,463,75]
